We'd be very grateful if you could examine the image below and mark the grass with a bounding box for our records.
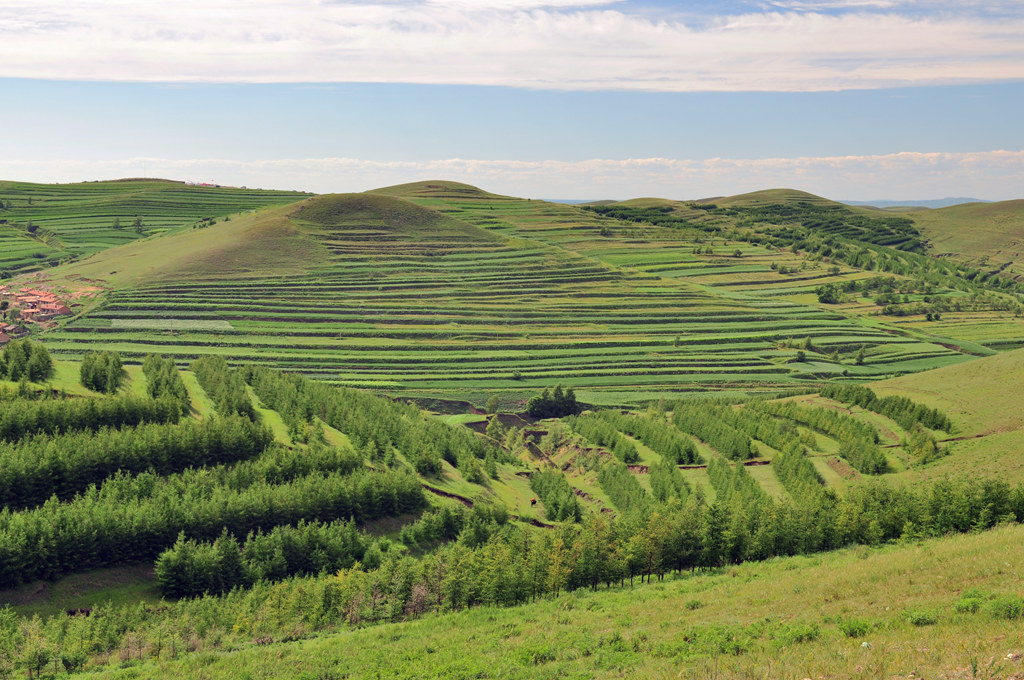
[0,564,161,618]
[908,199,1024,277]
[0,178,306,276]
[87,523,1024,680]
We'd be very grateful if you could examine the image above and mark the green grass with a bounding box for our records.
[0,564,161,618]
[86,523,1024,680]
[0,178,306,276]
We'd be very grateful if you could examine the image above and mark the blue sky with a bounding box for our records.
[0,0,1022,199]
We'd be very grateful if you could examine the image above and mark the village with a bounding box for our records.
[0,284,72,346]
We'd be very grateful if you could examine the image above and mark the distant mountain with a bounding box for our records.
[845,198,990,209]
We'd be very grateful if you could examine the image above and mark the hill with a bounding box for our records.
[905,199,1024,278]
[19,181,994,405]
[0,179,306,276]
[368,179,503,200]
[871,346,1024,484]
[54,203,331,288]
[701,187,843,209]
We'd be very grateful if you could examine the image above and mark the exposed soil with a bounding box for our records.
[421,484,473,507]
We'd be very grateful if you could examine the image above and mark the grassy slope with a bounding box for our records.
[0,179,306,275]
[92,524,1024,680]
[872,346,1024,485]
[908,199,1024,276]
[52,203,331,288]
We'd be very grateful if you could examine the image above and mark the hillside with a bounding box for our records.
[54,203,331,287]
[0,179,306,276]
[907,199,1024,278]
[1,313,1023,679]
[872,347,1024,484]
[17,182,996,405]
[79,525,1024,680]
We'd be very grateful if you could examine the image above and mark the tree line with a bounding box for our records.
[592,410,699,464]
[597,460,651,513]
[672,403,753,460]
[157,503,513,599]
[142,354,191,416]
[529,468,582,522]
[819,384,952,433]
[564,413,639,463]
[242,365,505,476]
[79,351,125,394]
[746,400,886,474]
[0,339,53,383]
[0,394,182,443]
[0,442,421,588]
[191,356,257,421]
[0,415,271,510]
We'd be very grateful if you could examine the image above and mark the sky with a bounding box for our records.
[0,0,1022,200]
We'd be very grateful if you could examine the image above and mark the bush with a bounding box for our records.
[985,595,1024,620]
[907,609,938,626]
[838,619,871,638]
[775,623,820,646]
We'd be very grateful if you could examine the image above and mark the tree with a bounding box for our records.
[816,283,841,304]
[485,395,500,414]
[26,343,53,382]
[485,415,504,442]
[133,216,144,234]
[112,217,122,230]
[855,345,866,365]
[526,384,580,418]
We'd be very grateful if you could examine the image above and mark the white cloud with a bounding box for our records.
[0,1,1021,90]
[2,150,1021,200]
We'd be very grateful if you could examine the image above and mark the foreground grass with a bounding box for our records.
[91,525,1024,679]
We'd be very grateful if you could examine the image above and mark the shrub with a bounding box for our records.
[907,609,938,626]
[838,619,871,638]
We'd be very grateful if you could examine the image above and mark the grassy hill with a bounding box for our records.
[19,183,995,405]
[701,187,843,209]
[25,522,1024,679]
[906,199,1024,278]
[0,178,306,276]
[870,347,1024,484]
[54,203,331,288]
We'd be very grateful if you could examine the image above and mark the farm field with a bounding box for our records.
[22,181,1024,407]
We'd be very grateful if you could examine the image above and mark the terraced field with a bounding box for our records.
[0,179,306,275]
[29,185,980,406]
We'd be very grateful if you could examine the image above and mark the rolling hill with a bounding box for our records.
[2,178,1024,680]
[16,182,1004,405]
[0,178,306,276]
[905,199,1024,278]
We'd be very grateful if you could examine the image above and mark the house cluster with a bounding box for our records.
[0,285,72,344]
